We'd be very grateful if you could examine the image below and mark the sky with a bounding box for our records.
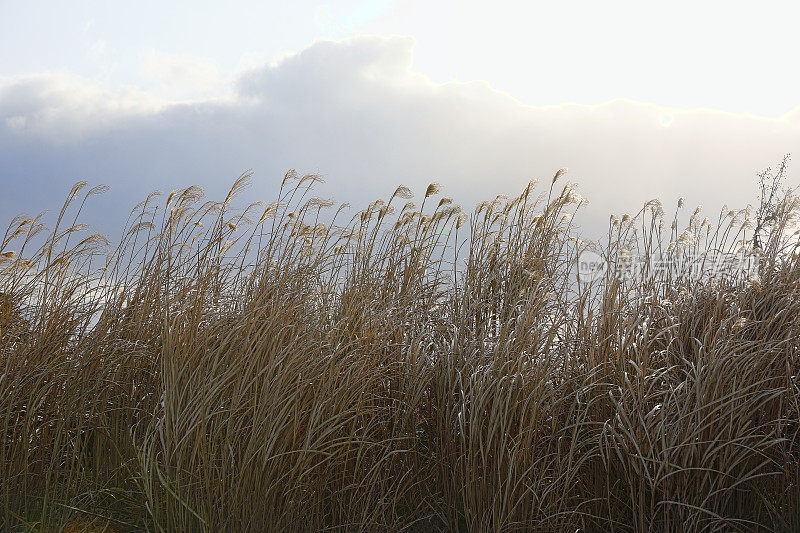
[1,0,799,238]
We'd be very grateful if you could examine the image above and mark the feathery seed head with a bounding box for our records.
[645,199,663,213]
[306,197,336,210]
[437,197,453,208]
[166,189,181,209]
[391,185,414,200]
[401,201,416,213]
[566,189,585,205]
[425,183,442,198]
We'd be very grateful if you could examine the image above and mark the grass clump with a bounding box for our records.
[1,169,799,531]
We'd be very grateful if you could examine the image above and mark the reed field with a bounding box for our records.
[1,169,799,532]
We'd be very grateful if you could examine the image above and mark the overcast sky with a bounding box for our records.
[1,0,799,237]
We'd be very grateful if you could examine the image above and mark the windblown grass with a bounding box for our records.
[1,170,799,531]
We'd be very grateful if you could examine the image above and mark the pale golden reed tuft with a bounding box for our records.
[0,170,798,532]
[425,182,442,198]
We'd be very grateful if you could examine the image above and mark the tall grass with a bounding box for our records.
[1,170,799,531]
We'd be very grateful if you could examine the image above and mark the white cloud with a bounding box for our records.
[1,35,798,239]
[142,51,227,100]
[0,73,165,141]
[236,52,268,73]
